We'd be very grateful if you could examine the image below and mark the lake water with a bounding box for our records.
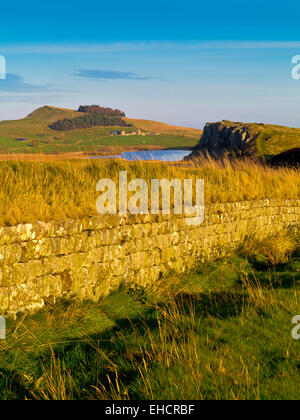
[89,149,191,162]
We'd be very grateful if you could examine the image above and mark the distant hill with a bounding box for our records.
[0,106,201,154]
[186,120,300,161]
[124,117,202,138]
[3,109,298,159]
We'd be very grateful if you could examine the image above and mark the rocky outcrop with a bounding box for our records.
[186,120,264,160]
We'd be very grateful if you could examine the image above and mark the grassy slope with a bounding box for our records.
[125,117,202,138]
[0,106,200,154]
[234,121,300,157]
[0,233,299,400]
[256,125,300,157]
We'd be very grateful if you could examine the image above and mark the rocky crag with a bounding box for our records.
[186,120,265,160]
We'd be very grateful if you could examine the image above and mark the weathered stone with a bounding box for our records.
[0,199,298,315]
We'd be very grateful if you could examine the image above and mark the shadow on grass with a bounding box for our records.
[172,291,247,319]
[2,253,299,399]
[29,290,249,399]
[0,368,32,400]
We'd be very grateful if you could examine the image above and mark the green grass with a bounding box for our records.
[0,106,199,154]
[1,233,299,400]
[256,126,300,157]
[0,135,196,155]
[0,132,196,154]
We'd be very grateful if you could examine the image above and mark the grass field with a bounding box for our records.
[0,133,198,155]
[257,125,300,157]
[0,106,200,154]
[0,157,298,226]
[0,232,299,400]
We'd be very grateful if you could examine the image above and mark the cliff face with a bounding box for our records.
[187,120,264,160]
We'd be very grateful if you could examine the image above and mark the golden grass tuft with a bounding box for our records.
[0,156,298,226]
[240,230,299,266]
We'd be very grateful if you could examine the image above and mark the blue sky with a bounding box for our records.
[1,1,300,127]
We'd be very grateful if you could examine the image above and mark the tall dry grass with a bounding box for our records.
[0,157,298,226]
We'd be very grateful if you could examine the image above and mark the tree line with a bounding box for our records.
[78,105,126,117]
[50,113,130,131]
[49,105,129,131]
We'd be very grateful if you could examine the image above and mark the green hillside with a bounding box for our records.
[256,124,300,156]
[0,106,200,154]
[1,107,298,157]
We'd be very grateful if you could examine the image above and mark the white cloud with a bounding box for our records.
[1,41,300,54]
[0,73,51,92]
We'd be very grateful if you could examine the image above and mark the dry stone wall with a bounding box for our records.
[0,199,299,316]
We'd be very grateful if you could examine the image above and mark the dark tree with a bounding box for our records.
[49,113,129,131]
[77,105,126,117]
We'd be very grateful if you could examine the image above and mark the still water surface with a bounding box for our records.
[89,149,191,162]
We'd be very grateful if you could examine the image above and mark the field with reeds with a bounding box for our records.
[0,231,299,400]
[0,157,298,226]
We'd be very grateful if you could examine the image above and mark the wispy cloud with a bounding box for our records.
[0,94,66,103]
[73,69,158,81]
[0,73,51,92]
[1,41,300,54]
